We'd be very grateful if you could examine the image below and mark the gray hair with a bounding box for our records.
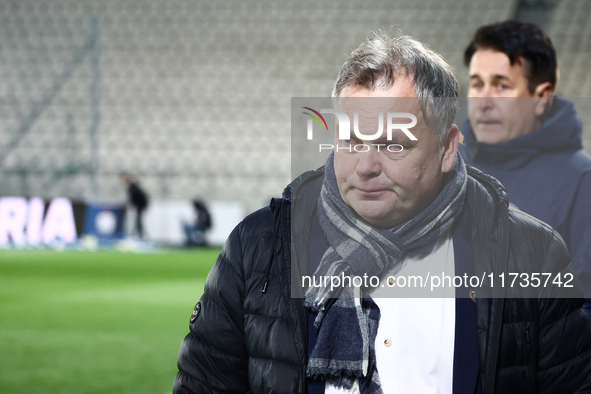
[332,32,459,142]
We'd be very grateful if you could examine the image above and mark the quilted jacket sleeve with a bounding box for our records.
[173,224,251,394]
[537,232,591,392]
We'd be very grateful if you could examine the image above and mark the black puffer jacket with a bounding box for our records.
[173,166,591,394]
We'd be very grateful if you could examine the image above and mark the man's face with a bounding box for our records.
[467,49,549,144]
[121,175,132,187]
[334,76,458,228]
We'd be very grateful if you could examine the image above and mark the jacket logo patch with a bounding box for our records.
[190,302,201,323]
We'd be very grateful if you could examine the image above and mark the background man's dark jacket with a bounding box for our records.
[460,97,591,300]
[173,165,591,394]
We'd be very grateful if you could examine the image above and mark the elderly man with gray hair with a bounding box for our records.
[173,32,591,394]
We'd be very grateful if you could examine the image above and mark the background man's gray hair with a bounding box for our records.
[332,31,460,142]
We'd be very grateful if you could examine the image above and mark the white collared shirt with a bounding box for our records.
[326,233,455,394]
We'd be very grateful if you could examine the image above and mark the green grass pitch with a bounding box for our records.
[0,248,220,394]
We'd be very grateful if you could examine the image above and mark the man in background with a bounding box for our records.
[120,172,149,239]
[183,199,212,246]
[460,20,591,311]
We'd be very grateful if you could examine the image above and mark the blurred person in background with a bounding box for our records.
[460,20,591,312]
[120,172,149,239]
[183,199,212,246]
[173,32,591,393]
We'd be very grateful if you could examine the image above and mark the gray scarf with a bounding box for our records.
[304,151,468,393]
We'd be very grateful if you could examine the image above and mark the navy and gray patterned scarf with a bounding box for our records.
[304,151,468,393]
